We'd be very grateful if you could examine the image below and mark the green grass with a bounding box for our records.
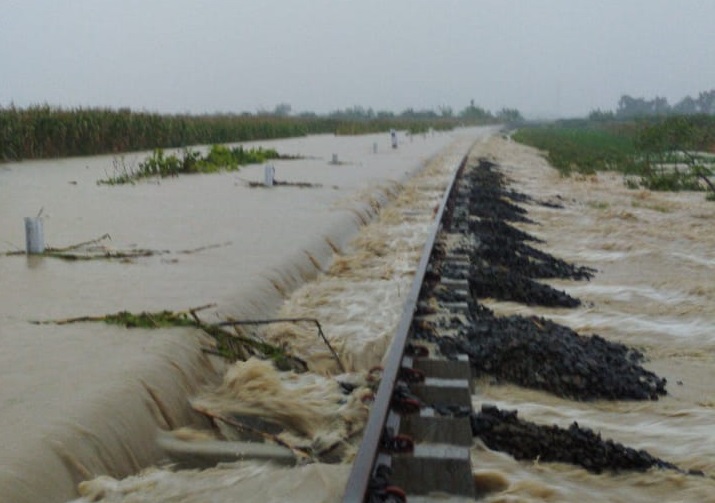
[512,124,639,176]
[513,119,714,199]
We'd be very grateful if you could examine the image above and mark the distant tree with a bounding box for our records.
[652,96,671,115]
[273,103,292,116]
[673,96,698,115]
[328,106,376,120]
[616,94,670,118]
[496,107,524,123]
[399,108,438,119]
[696,90,715,115]
[438,105,454,118]
[588,109,616,121]
[600,88,715,120]
[459,100,492,121]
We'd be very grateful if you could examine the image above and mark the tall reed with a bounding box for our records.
[0,105,464,162]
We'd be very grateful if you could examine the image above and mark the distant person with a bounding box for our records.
[390,129,397,149]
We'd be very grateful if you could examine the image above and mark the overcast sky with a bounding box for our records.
[1,1,714,118]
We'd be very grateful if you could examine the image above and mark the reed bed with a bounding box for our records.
[0,105,462,162]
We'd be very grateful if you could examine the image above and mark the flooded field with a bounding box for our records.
[0,128,491,502]
[3,129,713,502]
[470,137,715,502]
[65,132,482,503]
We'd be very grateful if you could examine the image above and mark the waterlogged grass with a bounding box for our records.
[514,120,714,198]
[99,144,284,185]
[34,307,301,364]
[513,125,639,176]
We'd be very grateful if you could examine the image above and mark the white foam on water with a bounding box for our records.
[462,136,715,503]
[0,128,494,502]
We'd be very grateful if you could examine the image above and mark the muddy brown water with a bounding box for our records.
[0,128,494,502]
[75,135,715,503]
[4,129,714,502]
[468,137,715,502]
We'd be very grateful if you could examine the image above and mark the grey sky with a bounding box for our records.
[1,0,714,118]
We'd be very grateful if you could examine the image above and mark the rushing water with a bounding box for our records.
[63,132,485,502]
[470,137,715,502]
[5,129,713,502]
[0,129,488,503]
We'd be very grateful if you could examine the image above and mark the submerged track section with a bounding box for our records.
[343,152,675,501]
[343,154,478,501]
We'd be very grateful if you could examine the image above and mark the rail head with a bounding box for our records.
[342,155,467,503]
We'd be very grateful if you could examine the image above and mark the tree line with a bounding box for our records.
[589,89,715,120]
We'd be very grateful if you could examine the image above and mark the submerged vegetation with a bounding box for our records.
[3,233,232,260]
[34,306,306,368]
[99,144,284,184]
[513,116,715,198]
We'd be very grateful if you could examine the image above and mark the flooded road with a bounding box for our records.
[0,128,491,502]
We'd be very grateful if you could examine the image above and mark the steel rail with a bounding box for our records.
[342,154,468,502]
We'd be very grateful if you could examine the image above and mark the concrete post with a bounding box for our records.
[264,164,275,187]
[24,217,45,254]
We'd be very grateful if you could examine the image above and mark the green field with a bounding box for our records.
[513,118,715,196]
[512,123,639,176]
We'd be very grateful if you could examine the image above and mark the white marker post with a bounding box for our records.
[373,142,378,154]
[24,217,45,254]
[264,164,275,187]
[331,154,339,165]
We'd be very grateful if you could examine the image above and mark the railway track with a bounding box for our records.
[343,154,480,502]
[342,149,678,501]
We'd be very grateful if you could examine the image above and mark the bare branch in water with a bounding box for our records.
[217,317,346,373]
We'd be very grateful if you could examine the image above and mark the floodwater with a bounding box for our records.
[0,128,493,503]
[470,137,715,502]
[65,131,485,503]
[7,129,713,503]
